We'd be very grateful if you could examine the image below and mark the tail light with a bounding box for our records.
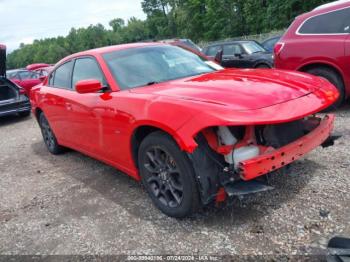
[274,42,285,57]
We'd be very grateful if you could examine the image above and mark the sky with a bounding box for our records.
[0,0,146,52]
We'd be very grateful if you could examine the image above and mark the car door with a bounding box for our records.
[68,56,110,155]
[205,45,222,60]
[42,61,75,143]
[221,43,245,68]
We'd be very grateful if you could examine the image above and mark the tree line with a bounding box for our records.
[7,0,331,69]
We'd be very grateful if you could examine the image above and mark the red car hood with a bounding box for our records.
[131,69,328,111]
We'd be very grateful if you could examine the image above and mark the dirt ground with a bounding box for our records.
[0,107,349,258]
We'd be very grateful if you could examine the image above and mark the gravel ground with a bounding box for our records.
[0,107,349,258]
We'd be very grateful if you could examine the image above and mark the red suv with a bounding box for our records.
[275,1,350,107]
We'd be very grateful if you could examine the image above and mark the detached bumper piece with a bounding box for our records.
[224,180,274,197]
[322,132,341,148]
[239,114,335,181]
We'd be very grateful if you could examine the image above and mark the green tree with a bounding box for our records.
[7,0,335,69]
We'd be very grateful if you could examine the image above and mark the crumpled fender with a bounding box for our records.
[176,85,339,153]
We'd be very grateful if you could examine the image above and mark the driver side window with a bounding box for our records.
[72,57,106,89]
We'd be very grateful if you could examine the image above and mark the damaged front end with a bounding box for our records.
[188,114,337,205]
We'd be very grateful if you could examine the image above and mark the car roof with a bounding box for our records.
[206,40,256,47]
[294,0,350,22]
[67,42,162,58]
[314,0,350,10]
[57,42,167,65]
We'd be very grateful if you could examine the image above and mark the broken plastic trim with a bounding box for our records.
[187,134,226,205]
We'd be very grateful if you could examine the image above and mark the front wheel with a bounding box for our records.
[39,113,65,155]
[138,131,200,218]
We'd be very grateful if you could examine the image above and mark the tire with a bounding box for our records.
[256,64,271,69]
[138,131,200,218]
[18,111,30,117]
[39,112,65,155]
[306,67,345,110]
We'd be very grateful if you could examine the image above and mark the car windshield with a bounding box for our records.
[242,42,266,54]
[103,45,216,90]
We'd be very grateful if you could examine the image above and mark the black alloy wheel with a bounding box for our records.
[39,113,64,154]
[143,146,184,208]
[138,131,200,218]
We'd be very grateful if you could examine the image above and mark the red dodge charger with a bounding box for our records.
[30,43,338,217]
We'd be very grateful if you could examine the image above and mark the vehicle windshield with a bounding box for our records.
[242,42,266,54]
[103,45,216,90]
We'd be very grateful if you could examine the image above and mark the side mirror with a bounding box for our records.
[234,53,243,58]
[214,49,223,64]
[75,79,102,94]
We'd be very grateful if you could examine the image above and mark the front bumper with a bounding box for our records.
[239,114,335,181]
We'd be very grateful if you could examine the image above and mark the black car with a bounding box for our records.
[0,45,31,118]
[203,40,274,68]
[261,36,281,53]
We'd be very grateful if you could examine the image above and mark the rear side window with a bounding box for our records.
[298,7,350,34]
[206,45,221,56]
[53,61,73,89]
[72,58,106,89]
[18,71,32,80]
[7,72,17,79]
[223,44,242,55]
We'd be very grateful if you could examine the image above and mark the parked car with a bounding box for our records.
[26,63,54,77]
[0,45,31,118]
[26,63,51,71]
[160,38,202,53]
[6,69,43,96]
[203,40,274,68]
[31,43,338,218]
[274,0,350,108]
[34,66,54,77]
[159,39,212,62]
[261,35,281,52]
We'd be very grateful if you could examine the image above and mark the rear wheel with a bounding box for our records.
[138,131,200,218]
[306,67,345,110]
[39,113,65,154]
